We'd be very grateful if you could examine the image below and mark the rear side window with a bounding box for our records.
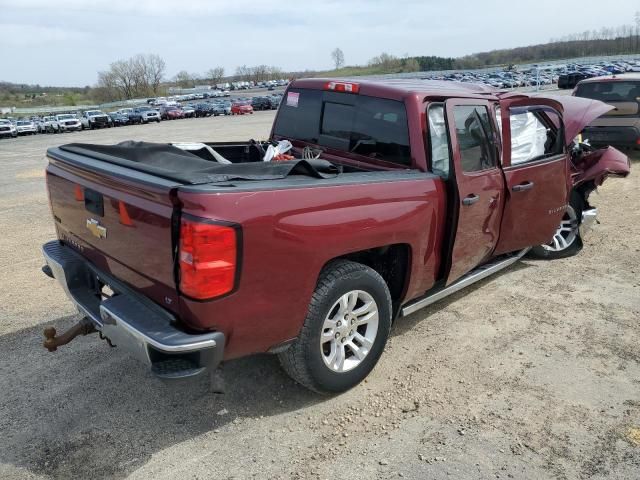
[274,88,411,166]
[452,105,496,172]
[427,104,451,178]
[575,81,640,103]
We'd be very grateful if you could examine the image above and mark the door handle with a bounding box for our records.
[462,194,480,206]
[512,181,535,192]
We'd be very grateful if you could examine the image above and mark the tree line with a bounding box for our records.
[3,15,639,107]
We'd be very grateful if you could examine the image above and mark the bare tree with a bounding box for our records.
[235,65,250,81]
[206,67,225,87]
[174,71,194,89]
[143,54,166,94]
[331,48,345,70]
[96,54,166,100]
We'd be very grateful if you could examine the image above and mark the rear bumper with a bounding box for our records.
[583,126,640,148]
[42,240,224,379]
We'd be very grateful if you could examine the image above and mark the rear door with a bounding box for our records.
[493,98,569,255]
[444,99,505,285]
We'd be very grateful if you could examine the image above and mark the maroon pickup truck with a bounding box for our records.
[41,79,630,394]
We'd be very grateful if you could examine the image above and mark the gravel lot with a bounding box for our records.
[0,112,638,480]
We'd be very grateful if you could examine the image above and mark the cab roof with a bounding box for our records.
[290,78,500,101]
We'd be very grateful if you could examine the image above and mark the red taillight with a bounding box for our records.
[179,218,238,300]
[324,81,360,94]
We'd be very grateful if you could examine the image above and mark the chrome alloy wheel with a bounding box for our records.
[543,205,579,252]
[320,290,379,373]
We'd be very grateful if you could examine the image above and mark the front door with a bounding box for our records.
[444,99,505,285]
[493,98,569,255]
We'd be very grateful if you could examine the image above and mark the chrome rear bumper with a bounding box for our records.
[42,240,224,379]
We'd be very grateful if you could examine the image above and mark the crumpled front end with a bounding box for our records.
[572,145,631,188]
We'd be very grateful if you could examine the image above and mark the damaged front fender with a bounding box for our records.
[572,145,631,188]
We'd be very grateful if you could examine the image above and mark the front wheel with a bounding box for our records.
[529,193,583,260]
[279,260,392,394]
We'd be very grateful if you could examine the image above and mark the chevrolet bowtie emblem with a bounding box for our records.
[86,218,107,239]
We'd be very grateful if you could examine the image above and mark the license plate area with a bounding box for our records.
[84,188,104,216]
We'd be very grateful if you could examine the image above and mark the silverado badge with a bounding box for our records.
[86,219,107,239]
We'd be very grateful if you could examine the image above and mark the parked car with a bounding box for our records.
[40,79,630,394]
[251,96,273,111]
[0,119,17,138]
[16,120,38,135]
[194,103,213,117]
[573,73,640,149]
[80,110,110,129]
[108,112,130,127]
[160,106,185,120]
[210,103,226,116]
[221,101,232,115]
[125,109,143,124]
[40,116,60,133]
[134,107,161,123]
[55,114,83,132]
[181,105,196,118]
[231,101,253,115]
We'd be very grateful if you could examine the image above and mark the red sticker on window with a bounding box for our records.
[286,92,299,107]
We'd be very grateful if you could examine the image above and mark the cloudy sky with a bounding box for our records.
[1,0,638,86]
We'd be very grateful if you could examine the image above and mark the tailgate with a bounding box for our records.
[46,147,182,315]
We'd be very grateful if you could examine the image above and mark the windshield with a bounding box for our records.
[575,81,640,103]
[57,114,75,120]
[17,121,30,125]
[86,111,103,116]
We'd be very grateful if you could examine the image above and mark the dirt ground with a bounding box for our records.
[0,112,638,480]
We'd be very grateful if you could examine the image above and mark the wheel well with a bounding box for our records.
[331,244,411,315]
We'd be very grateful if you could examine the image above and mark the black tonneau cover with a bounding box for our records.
[58,141,339,185]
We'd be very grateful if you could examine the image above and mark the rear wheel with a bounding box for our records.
[279,260,392,394]
[529,192,584,260]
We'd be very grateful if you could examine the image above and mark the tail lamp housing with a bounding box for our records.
[179,216,239,300]
[324,81,360,94]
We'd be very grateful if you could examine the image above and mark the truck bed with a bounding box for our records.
[55,140,347,185]
[45,140,445,349]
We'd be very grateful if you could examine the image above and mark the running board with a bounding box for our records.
[401,248,530,317]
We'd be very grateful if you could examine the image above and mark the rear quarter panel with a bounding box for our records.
[178,176,445,359]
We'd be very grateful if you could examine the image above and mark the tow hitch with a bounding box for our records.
[43,317,114,352]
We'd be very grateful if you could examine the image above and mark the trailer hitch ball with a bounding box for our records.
[43,317,97,352]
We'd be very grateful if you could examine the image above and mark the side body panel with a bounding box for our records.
[177,177,446,359]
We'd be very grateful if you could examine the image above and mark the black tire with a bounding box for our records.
[529,191,584,260]
[279,260,392,394]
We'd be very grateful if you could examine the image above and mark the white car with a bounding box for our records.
[56,114,82,132]
[80,110,110,129]
[0,119,17,138]
[40,116,60,133]
[16,120,38,135]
